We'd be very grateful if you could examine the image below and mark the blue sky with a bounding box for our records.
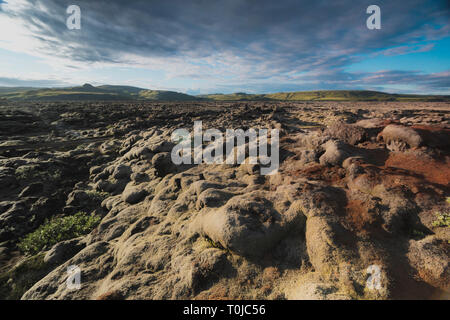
[0,0,448,94]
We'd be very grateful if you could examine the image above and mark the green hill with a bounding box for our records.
[0,87,34,94]
[97,85,146,95]
[138,89,203,101]
[200,90,450,101]
[0,84,202,101]
[198,92,269,101]
[0,86,447,102]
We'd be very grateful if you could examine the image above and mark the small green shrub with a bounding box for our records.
[431,212,450,228]
[18,212,101,255]
[410,229,426,239]
[203,236,226,251]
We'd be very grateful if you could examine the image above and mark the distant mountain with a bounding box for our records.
[0,87,35,94]
[0,86,447,102]
[97,85,146,95]
[199,90,450,101]
[138,89,202,101]
[197,92,269,101]
[0,84,202,101]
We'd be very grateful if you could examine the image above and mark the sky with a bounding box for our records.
[0,0,449,94]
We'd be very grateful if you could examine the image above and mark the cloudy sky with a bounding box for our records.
[0,0,449,94]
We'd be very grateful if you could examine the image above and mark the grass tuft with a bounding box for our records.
[431,212,450,228]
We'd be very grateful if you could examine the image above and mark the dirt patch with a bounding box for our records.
[385,153,450,187]
[290,164,347,187]
[344,200,371,233]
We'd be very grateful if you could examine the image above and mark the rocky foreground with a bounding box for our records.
[0,101,449,300]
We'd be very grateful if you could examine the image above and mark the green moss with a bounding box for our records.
[15,165,62,182]
[85,190,109,202]
[203,236,225,250]
[199,236,232,254]
[410,229,426,240]
[431,212,450,228]
[18,211,100,255]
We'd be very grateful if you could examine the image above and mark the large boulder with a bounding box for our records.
[152,152,177,177]
[122,184,148,204]
[319,140,354,167]
[324,121,368,145]
[377,124,422,151]
[44,237,86,265]
[194,192,305,257]
[112,164,132,180]
[407,236,449,292]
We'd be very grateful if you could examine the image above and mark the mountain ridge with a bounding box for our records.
[0,84,448,101]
